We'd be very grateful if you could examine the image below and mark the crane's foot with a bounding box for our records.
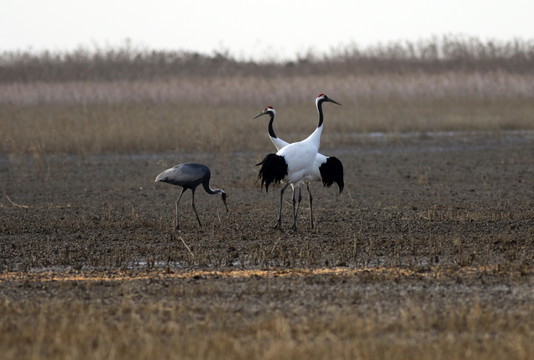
[291,224,298,232]
[273,220,283,231]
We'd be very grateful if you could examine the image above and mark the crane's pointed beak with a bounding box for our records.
[328,98,342,106]
[253,110,267,119]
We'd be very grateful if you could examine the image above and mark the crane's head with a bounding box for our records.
[253,106,276,119]
[316,94,341,106]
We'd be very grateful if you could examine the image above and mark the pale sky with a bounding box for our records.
[2,0,534,61]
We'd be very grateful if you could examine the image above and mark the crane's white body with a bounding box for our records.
[269,129,328,184]
[275,125,321,185]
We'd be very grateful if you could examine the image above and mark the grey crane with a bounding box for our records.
[155,163,228,229]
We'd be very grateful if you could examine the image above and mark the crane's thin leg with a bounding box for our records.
[275,183,291,230]
[306,183,314,229]
[292,186,297,221]
[191,189,202,227]
[292,186,302,231]
[175,188,187,230]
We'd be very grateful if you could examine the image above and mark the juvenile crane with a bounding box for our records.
[155,163,228,229]
[253,104,344,229]
[256,94,341,231]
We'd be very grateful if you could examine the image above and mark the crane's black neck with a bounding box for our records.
[268,112,277,139]
[316,99,325,129]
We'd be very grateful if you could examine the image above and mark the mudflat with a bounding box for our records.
[1,131,534,359]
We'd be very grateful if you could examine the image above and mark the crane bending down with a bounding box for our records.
[155,163,228,229]
[253,104,344,228]
[256,94,341,231]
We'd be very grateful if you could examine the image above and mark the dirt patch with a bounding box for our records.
[2,131,533,271]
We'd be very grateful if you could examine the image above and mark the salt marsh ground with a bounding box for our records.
[1,38,534,359]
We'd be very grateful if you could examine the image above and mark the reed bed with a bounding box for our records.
[1,72,533,156]
[1,37,534,156]
[1,72,534,106]
[2,36,534,82]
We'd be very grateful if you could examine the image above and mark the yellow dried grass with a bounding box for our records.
[1,72,533,156]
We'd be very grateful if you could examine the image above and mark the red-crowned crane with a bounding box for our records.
[256,94,341,231]
[253,104,344,228]
[155,163,228,230]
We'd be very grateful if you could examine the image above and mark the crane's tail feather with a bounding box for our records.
[256,154,288,193]
[319,156,344,194]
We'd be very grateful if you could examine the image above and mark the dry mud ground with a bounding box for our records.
[1,131,534,359]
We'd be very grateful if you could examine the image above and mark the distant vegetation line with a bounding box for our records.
[1,36,534,82]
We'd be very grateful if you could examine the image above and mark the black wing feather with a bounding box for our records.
[256,154,288,193]
[319,156,344,194]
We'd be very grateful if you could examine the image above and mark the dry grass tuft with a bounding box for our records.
[1,268,534,360]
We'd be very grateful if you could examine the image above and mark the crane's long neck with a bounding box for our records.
[202,179,223,195]
[201,178,228,212]
[306,99,325,149]
[268,112,277,139]
[316,99,325,129]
